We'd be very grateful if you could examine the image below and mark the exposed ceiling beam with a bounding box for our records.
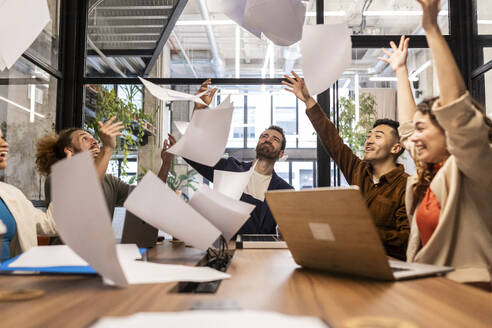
[88,16,169,20]
[92,40,157,44]
[96,6,173,10]
[144,0,189,76]
[90,33,161,37]
[89,25,164,28]
[87,49,154,56]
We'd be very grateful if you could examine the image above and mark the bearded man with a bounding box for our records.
[182,80,293,235]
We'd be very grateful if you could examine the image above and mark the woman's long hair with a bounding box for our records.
[410,96,492,214]
[35,128,80,176]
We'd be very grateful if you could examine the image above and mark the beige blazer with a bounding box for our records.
[399,92,492,283]
[0,182,57,257]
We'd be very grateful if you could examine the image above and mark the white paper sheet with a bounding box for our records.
[167,96,234,166]
[8,244,142,268]
[213,164,255,200]
[242,0,306,46]
[0,0,51,70]
[173,121,189,135]
[52,152,129,286]
[120,260,230,284]
[123,172,221,251]
[207,0,262,38]
[52,153,230,287]
[301,23,352,96]
[91,310,327,328]
[139,77,208,106]
[189,185,255,240]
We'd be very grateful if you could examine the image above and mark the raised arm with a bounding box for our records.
[94,116,124,181]
[378,35,417,123]
[193,79,218,111]
[417,0,466,106]
[158,134,175,183]
[282,71,362,183]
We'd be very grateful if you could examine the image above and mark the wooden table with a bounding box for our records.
[0,242,491,328]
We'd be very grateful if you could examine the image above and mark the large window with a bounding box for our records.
[484,48,492,117]
[26,0,61,69]
[478,0,492,35]
[79,0,487,190]
[0,57,57,199]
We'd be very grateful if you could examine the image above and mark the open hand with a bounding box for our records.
[161,133,176,164]
[282,71,313,104]
[97,116,124,150]
[377,35,410,73]
[194,79,217,110]
[417,0,441,31]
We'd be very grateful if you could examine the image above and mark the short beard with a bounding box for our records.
[255,143,282,161]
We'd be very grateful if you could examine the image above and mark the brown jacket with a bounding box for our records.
[306,103,409,260]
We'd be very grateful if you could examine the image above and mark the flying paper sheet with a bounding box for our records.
[0,0,51,70]
[52,152,230,287]
[188,185,255,240]
[123,172,222,251]
[8,244,141,268]
[91,310,328,328]
[242,0,306,46]
[139,77,208,106]
[301,23,352,96]
[207,0,261,38]
[174,121,189,135]
[213,164,255,200]
[168,96,234,166]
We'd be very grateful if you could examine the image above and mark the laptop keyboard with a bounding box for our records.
[241,235,279,242]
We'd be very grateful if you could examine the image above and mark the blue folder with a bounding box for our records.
[0,248,147,275]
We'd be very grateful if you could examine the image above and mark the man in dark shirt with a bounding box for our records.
[283,72,409,260]
[176,79,293,235]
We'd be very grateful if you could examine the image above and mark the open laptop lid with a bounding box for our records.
[266,187,453,281]
[266,187,396,280]
[120,185,158,249]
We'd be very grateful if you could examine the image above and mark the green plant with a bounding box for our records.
[166,159,200,193]
[85,85,153,176]
[338,93,377,158]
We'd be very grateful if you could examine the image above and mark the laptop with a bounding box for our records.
[235,234,287,249]
[265,186,454,281]
[121,209,158,249]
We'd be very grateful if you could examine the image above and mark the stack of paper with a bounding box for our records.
[139,77,208,106]
[50,152,230,287]
[91,310,328,328]
[208,0,306,46]
[0,0,51,70]
[301,23,352,96]
[124,172,255,249]
[167,96,234,166]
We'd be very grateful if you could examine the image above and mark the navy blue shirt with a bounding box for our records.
[0,198,17,262]
[186,157,293,235]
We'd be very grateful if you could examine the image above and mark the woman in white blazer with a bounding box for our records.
[0,129,56,261]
